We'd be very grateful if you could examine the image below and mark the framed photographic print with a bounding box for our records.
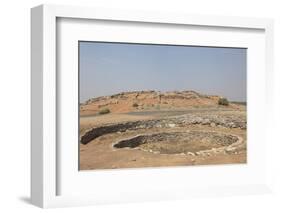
[31,4,274,208]
[78,42,248,170]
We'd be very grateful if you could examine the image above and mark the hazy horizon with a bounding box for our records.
[79,42,247,103]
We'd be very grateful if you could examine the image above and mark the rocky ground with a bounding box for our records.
[80,90,243,116]
[79,91,246,170]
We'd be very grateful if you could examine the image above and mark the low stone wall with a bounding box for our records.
[80,120,159,144]
[112,131,241,155]
[80,113,246,145]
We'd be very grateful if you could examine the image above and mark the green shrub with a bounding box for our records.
[99,108,110,115]
[218,97,229,106]
[132,103,138,107]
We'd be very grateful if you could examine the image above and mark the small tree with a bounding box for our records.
[132,103,138,107]
[218,97,229,106]
[99,108,110,115]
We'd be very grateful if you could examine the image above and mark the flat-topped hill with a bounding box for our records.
[80,90,241,116]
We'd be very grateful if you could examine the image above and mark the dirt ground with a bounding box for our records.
[79,109,246,170]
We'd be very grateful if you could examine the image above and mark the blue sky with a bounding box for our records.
[79,42,246,102]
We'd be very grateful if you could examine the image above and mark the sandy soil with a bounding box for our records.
[79,91,246,170]
[79,110,246,170]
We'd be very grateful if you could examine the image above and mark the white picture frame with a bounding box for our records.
[31,4,274,208]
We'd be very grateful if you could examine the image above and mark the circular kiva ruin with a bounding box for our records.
[113,131,243,155]
[80,113,246,156]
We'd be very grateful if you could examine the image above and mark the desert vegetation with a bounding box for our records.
[98,108,110,115]
[132,103,139,107]
[218,97,229,106]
